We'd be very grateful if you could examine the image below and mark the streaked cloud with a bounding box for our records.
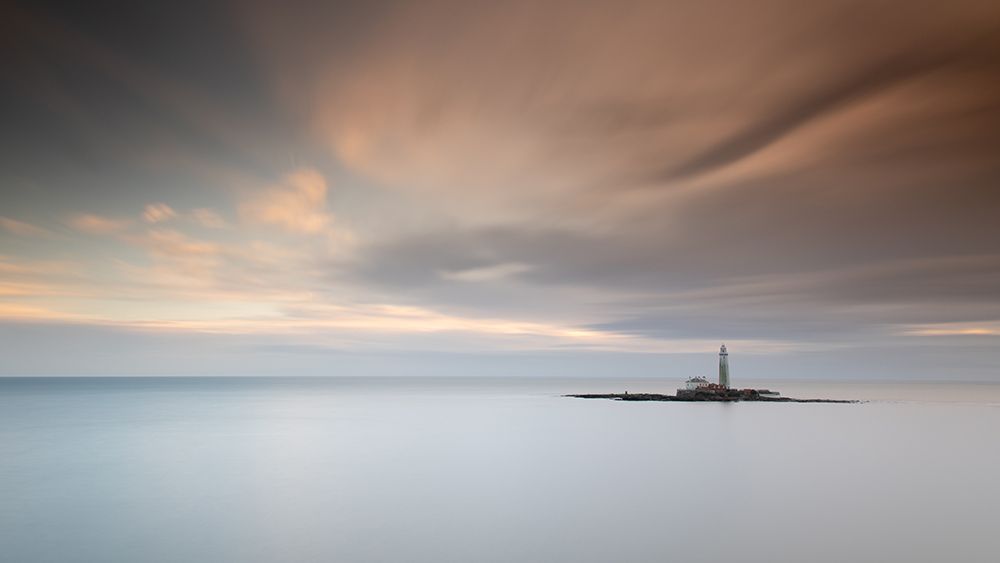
[902,323,1000,337]
[192,208,227,229]
[0,256,77,277]
[69,214,133,235]
[0,303,78,320]
[0,217,53,237]
[440,263,532,283]
[240,168,336,235]
[1,0,999,377]
[142,203,177,223]
[253,0,1000,226]
[135,229,220,258]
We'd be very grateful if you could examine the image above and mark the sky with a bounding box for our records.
[1,0,999,379]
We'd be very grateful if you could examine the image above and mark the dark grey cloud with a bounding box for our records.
[657,45,996,183]
[0,0,294,214]
[608,250,1000,339]
[349,222,1000,341]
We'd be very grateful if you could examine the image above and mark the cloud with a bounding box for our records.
[69,213,132,235]
[0,256,87,312]
[0,303,77,321]
[649,43,992,184]
[240,168,334,234]
[901,322,1000,337]
[439,262,532,283]
[3,0,1000,377]
[123,229,224,287]
[136,229,220,258]
[0,256,77,277]
[192,208,227,229]
[142,203,177,223]
[251,0,1000,226]
[0,217,53,237]
[13,296,794,355]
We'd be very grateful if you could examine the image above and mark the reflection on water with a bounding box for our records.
[1,377,998,563]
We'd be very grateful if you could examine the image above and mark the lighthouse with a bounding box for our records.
[719,344,730,389]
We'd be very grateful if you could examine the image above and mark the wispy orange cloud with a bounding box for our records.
[69,213,132,235]
[137,229,220,258]
[0,302,81,321]
[0,217,53,237]
[192,208,227,229]
[142,203,177,223]
[0,256,89,316]
[902,323,1000,337]
[0,256,78,277]
[46,298,801,354]
[240,168,334,235]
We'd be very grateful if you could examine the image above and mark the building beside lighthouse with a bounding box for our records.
[684,376,710,390]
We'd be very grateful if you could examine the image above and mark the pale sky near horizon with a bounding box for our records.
[1,0,999,379]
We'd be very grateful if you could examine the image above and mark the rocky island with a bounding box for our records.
[568,344,859,404]
[566,391,858,403]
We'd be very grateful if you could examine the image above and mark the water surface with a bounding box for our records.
[1,377,997,563]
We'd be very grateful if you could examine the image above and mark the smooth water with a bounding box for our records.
[2,377,998,563]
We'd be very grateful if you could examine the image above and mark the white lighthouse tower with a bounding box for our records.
[719,344,730,389]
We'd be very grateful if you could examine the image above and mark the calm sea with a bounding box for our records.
[1,377,998,563]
